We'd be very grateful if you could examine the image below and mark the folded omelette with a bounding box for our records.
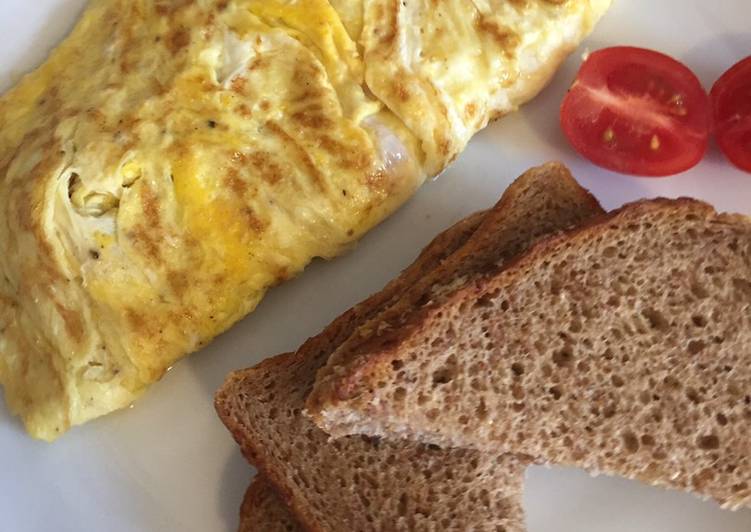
[0,0,610,440]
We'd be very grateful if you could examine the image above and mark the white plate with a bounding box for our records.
[1,1,750,531]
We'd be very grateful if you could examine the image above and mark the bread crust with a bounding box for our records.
[240,476,300,532]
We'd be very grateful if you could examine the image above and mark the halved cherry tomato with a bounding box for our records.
[711,56,751,173]
[560,46,711,177]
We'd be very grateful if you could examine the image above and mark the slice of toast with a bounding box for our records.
[216,163,603,530]
[308,197,751,509]
[217,211,526,532]
[240,476,300,532]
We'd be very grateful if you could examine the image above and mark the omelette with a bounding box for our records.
[0,0,610,440]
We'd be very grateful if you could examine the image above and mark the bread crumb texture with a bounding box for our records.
[313,199,751,510]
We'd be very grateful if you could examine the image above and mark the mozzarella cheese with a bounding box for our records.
[0,0,609,440]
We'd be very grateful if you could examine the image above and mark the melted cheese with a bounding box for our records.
[0,0,609,440]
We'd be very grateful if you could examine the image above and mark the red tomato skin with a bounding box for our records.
[560,46,711,177]
[711,56,751,173]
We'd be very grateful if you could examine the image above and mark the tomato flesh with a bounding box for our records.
[711,56,751,173]
[561,47,711,177]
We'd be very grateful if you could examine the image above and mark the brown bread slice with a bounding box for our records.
[308,198,751,510]
[216,210,523,532]
[216,164,603,531]
[240,476,300,532]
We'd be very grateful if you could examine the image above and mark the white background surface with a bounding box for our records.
[1,1,750,531]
